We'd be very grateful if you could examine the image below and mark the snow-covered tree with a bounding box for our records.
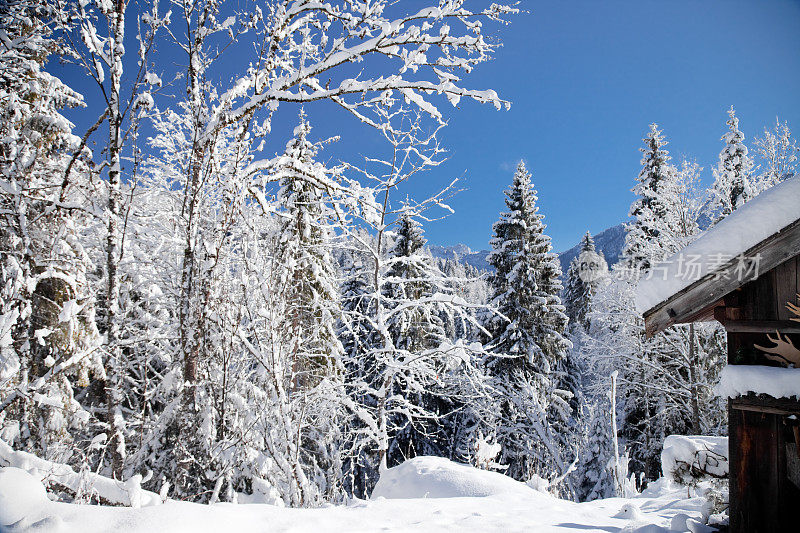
[623,124,675,271]
[563,232,607,331]
[384,215,445,353]
[485,161,574,493]
[709,106,755,223]
[274,111,344,386]
[574,391,617,501]
[0,0,102,464]
[272,112,347,500]
[337,108,493,497]
[753,117,797,190]
[383,213,453,465]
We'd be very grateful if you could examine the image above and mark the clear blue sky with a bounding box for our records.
[417,0,800,252]
[56,0,800,253]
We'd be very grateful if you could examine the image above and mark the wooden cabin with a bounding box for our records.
[637,177,800,533]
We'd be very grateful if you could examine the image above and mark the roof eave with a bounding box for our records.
[643,217,800,338]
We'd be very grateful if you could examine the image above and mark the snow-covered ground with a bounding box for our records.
[0,456,717,533]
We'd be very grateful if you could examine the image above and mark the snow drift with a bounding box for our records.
[371,456,534,499]
[0,439,161,507]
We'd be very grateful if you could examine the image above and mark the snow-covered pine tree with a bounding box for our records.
[337,107,493,497]
[273,112,346,499]
[384,215,444,354]
[623,124,675,271]
[563,232,607,331]
[574,392,616,501]
[383,213,451,465]
[709,106,755,223]
[485,161,574,494]
[0,0,102,463]
[275,111,345,386]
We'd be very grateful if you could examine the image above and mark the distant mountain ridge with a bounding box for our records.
[428,222,627,274]
[556,223,626,273]
[428,244,492,271]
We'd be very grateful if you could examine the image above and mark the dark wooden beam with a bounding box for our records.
[721,320,800,334]
[644,218,800,337]
[731,394,800,415]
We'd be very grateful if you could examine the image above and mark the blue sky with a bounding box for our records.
[418,0,800,252]
[56,0,800,253]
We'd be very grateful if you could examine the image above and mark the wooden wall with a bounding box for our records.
[736,255,800,322]
[726,255,800,533]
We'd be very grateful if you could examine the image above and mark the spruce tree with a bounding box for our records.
[623,124,675,271]
[276,111,345,384]
[485,161,573,491]
[574,396,616,501]
[563,232,607,331]
[710,106,754,223]
[383,214,450,464]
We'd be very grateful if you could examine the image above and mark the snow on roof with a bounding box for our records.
[714,364,800,400]
[636,176,800,313]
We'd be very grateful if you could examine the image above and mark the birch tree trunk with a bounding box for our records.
[104,0,126,480]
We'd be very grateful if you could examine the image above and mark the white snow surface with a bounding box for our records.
[0,439,161,508]
[661,435,729,481]
[371,456,529,498]
[0,456,715,532]
[714,364,800,399]
[636,175,800,313]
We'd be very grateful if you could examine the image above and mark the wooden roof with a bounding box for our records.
[643,218,800,337]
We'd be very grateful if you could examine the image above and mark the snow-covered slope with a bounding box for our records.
[0,457,716,532]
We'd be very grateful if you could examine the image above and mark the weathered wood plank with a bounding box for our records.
[773,258,798,321]
[729,409,783,533]
[722,320,800,334]
[731,394,800,415]
[746,272,777,321]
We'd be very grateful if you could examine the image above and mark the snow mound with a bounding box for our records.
[661,435,728,483]
[372,456,535,499]
[615,503,645,520]
[0,467,49,526]
[0,439,162,507]
[715,364,800,399]
[636,175,800,313]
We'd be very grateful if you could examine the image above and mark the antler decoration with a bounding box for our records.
[788,293,799,323]
[755,332,800,368]
[755,294,800,367]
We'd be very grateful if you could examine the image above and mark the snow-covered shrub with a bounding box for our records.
[660,435,728,487]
